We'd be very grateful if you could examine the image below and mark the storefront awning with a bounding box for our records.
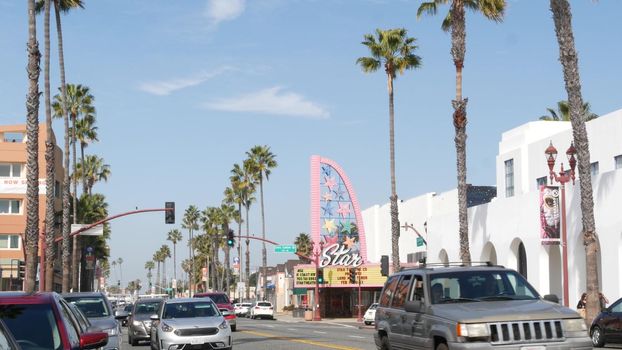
[293,288,308,295]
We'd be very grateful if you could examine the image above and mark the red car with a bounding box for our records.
[0,292,108,350]
[194,292,237,331]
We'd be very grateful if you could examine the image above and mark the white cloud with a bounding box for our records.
[139,67,232,96]
[205,0,246,26]
[204,87,330,119]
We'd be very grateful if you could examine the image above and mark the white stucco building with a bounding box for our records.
[362,108,622,307]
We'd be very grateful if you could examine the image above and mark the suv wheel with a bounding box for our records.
[436,343,448,350]
[592,326,605,347]
[379,335,390,350]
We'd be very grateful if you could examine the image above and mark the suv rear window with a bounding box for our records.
[134,301,160,315]
[2,303,62,350]
[64,296,110,317]
[257,302,272,307]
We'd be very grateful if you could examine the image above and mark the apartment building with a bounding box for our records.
[0,124,65,291]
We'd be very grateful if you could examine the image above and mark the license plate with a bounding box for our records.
[190,339,204,345]
[520,346,545,350]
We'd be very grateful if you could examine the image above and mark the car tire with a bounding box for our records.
[231,325,237,332]
[435,342,448,350]
[378,335,390,350]
[364,321,371,325]
[129,334,138,346]
[592,326,605,347]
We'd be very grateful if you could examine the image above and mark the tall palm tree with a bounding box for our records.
[417,0,505,264]
[25,0,41,293]
[144,260,155,293]
[153,251,162,293]
[53,83,95,291]
[181,259,191,293]
[218,203,238,294]
[357,28,422,272]
[539,100,598,122]
[159,245,171,290]
[167,229,183,284]
[202,207,221,291]
[74,113,98,194]
[246,145,277,299]
[294,233,313,264]
[75,155,110,195]
[550,0,600,324]
[182,205,200,296]
[224,184,244,297]
[230,161,256,299]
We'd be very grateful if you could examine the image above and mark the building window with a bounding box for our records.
[505,159,514,197]
[0,199,21,214]
[3,132,24,143]
[0,163,23,177]
[536,176,547,189]
[0,234,20,249]
[615,155,622,169]
[590,162,599,177]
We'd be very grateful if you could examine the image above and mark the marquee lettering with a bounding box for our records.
[319,243,363,268]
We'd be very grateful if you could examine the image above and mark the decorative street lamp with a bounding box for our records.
[312,240,325,321]
[544,141,577,307]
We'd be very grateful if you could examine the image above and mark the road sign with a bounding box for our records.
[71,224,104,236]
[233,257,240,264]
[275,244,296,253]
[416,237,424,247]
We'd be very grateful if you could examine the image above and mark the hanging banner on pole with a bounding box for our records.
[540,185,561,245]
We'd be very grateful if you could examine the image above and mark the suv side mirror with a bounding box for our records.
[150,314,160,321]
[114,310,128,319]
[543,294,559,304]
[405,300,423,313]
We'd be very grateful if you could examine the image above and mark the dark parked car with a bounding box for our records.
[0,292,108,350]
[591,297,622,347]
[127,298,163,346]
[63,292,123,350]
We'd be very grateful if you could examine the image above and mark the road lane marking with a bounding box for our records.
[325,322,358,329]
[314,331,327,334]
[240,330,360,350]
[348,335,366,339]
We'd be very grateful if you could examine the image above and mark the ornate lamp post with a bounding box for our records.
[312,240,324,321]
[544,141,577,307]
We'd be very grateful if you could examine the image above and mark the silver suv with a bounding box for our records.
[374,263,592,350]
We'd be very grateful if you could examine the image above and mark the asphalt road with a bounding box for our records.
[122,317,378,350]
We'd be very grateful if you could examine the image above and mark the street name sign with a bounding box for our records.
[417,237,424,247]
[275,245,296,253]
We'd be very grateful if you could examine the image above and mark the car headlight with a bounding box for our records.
[133,320,142,327]
[457,323,490,338]
[563,318,587,332]
[218,320,229,330]
[105,327,119,336]
[161,322,174,332]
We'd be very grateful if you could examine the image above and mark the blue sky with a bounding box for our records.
[1,0,622,288]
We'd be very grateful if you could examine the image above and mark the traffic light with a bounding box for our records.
[380,255,389,276]
[317,269,325,284]
[349,268,357,284]
[227,229,235,247]
[17,260,25,280]
[165,202,175,224]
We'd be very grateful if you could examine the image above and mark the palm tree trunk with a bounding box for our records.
[245,205,250,300]
[43,0,56,292]
[173,243,177,282]
[162,260,166,291]
[188,229,193,296]
[237,203,242,299]
[55,0,71,293]
[71,113,79,291]
[80,142,86,195]
[224,224,230,296]
[260,177,267,300]
[156,262,161,293]
[387,73,400,273]
[550,0,599,324]
[212,238,219,292]
[451,0,471,264]
[25,0,41,294]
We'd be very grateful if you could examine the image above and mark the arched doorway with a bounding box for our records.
[480,242,498,265]
[509,238,528,279]
[438,249,449,266]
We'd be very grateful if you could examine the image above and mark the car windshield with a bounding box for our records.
[429,270,539,304]
[2,303,63,350]
[163,301,219,319]
[135,302,160,315]
[65,296,110,317]
[257,302,272,307]
[206,294,229,304]
[242,303,252,307]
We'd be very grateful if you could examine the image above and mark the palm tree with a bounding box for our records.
[181,259,192,293]
[159,245,171,290]
[25,0,41,293]
[294,233,313,264]
[550,0,600,324]
[74,113,98,194]
[167,229,183,284]
[144,260,155,293]
[111,260,117,282]
[218,203,238,294]
[246,145,277,299]
[230,161,256,299]
[224,184,244,297]
[182,205,200,296]
[539,100,598,122]
[51,0,85,293]
[53,83,95,291]
[417,0,505,264]
[75,155,110,195]
[202,207,221,291]
[153,251,162,293]
[357,28,422,272]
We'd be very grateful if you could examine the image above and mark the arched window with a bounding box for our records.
[518,242,527,279]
